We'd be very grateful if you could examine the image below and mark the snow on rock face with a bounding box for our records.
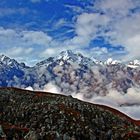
[0,54,6,61]
[106,58,113,65]
[56,50,95,66]
[127,65,140,69]
[0,54,25,68]
[0,54,15,65]
[105,58,121,65]
[57,50,75,61]
[128,60,140,68]
[130,60,140,65]
[58,50,77,62]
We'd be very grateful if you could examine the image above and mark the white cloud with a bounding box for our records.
[0,27,17,38]
[53,19,68,29]
[41,48,58,56]
[95,0,134,16]
[65,4,85,14]
[65,0,140,60]
[25,86,34,91]
[6,47,33,57]
[22,31,52,46]
[93,0,140,60]
[30,0,41,3]
[0,8,28,17]
[0,27,52,64]
[75,13,110,44]
[90,47,108,56]
[72,87,140,119]
[43,82,61,93]
[0,27,52,47]
[119,106,140,120]
[40,0,137,60]
[42,12,110,57]
[93,87,140,106]
[107,13,140,60]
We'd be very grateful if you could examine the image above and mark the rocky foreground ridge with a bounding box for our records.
[0,88,140,139]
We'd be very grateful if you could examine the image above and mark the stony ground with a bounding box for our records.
[0,88,140,140]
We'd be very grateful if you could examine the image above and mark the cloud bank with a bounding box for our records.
[72,87,140,120]
[32,80,140,119]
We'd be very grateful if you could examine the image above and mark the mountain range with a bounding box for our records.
[0,50,140,99]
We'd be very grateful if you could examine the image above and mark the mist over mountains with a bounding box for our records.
[1,50,140,119]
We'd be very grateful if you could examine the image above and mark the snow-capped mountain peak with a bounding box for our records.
[0,54,16,66]
[56,50,95,66]
[0,54,6,61]
[57,50,77,61]
[130,59,140,65]
[105,58,121,65]
[127,59,140,68]
[0,54,10,62]
[0,54,27,69]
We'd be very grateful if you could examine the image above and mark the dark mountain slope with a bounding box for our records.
[0,88,140,139]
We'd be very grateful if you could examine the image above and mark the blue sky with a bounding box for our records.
[0,0,140,65]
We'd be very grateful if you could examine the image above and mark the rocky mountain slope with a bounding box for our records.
[0,50,140,98]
